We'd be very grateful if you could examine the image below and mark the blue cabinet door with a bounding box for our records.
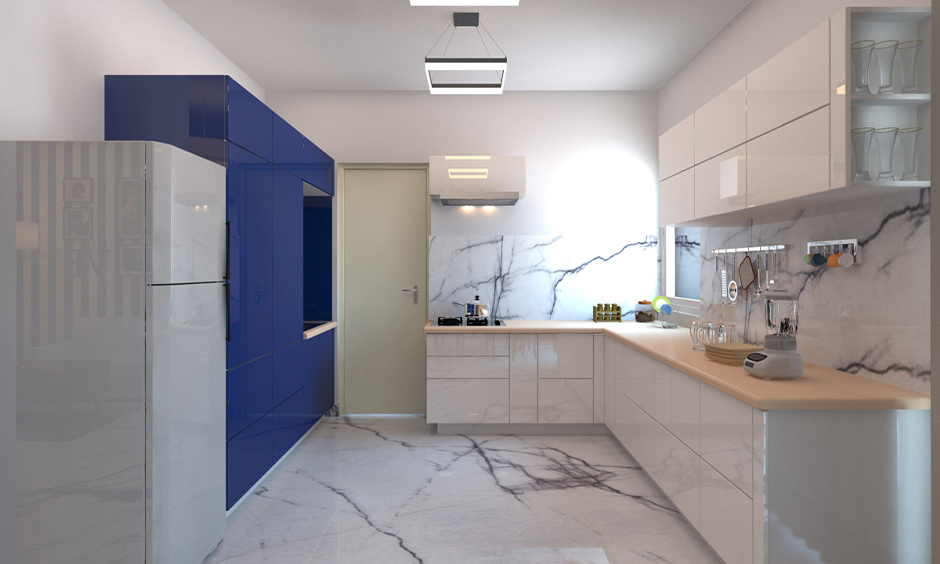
[314,329,335,419]
[227,143,273,368]
[227,354,273,441]
[226,77,272,162]
[273,113,304,178]
[104,75,227,166]
[273,340,303,407]
[226,413,273,509]
[273,389,307,462]
[272,168,304,350]
[302,137,335,196]
[303,328,335,426]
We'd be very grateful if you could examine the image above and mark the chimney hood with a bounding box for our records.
[429,155,525,205]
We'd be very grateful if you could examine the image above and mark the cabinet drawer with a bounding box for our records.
[427,334,509,356]
[427,356,509,379]
[226,413,273,509]
[615,386,656,468]
[510,334,538,423]
[701,385,753,498]
[746,20,830,139]
[537,334,593,379]
[650,425,701,529]
[694,78,746,164]
[746,106,829,209]
[701,463,753,564]
[427,379,509,424]
[658,169,694,226]
[538,379,593,423]
[667,365,701,454]
[694,147,747,219]
[593,335,605,423]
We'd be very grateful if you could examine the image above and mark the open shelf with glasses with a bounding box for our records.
[832,6,931,191]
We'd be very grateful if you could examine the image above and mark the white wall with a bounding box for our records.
[0,0,263,141]
[267,91,659,237]
[658,0,930,134]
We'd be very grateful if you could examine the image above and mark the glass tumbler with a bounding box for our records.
[873,40,899,93]
[873,127,899,180]
[897,40,923,93]
[690,320,707,352]
[897,127,922,181]
[850,40,875,93]
[850,127,874,181]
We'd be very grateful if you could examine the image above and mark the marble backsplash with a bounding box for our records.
[429,235,659,321]
[699,189,930,394]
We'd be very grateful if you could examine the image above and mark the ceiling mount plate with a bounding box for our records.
[454,12,479,26]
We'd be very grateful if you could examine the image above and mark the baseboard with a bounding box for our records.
[435,423,611,435]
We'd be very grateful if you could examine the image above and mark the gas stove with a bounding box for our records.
[435,317,502,326]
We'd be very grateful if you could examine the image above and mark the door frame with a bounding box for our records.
[335,164,430,415]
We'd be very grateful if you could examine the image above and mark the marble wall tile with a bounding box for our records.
[699,189,930,394]
[429,235,659,321]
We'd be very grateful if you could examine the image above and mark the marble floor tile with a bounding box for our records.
[205,416,722,564]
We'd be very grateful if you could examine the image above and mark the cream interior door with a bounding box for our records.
[344,168,428,414]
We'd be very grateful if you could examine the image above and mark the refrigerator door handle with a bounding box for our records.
[224,282,231,341]
[224,221,231,280]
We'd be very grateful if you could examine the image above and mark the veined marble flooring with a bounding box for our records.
[205,416,723,564]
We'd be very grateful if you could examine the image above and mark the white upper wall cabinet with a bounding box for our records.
[694,145,747,219]
[746,106,830,208]
[831,7,932,190]
[659,114,695,181]
[694,78,747,165]
[658,7,930,227]
[659,168,695,226]
[746,20,830,140]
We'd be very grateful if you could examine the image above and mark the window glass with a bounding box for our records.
[674,227,700,300]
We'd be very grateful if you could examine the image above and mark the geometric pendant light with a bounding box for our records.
[424,12,507,95]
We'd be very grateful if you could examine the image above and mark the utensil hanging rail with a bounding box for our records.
[711,244,788,255]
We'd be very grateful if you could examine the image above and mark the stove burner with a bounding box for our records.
[437,317,462,326]
[466,317,489,326]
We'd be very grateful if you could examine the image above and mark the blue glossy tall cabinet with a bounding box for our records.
[105,75,335,509]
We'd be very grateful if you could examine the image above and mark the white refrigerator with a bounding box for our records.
[0,141,227,564]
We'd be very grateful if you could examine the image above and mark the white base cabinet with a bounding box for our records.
[426,379,509,424]
[427,333,599,425]
[603,336,929,564]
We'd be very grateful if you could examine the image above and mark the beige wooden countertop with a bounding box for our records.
[424,320,930,411]
[303,321,338,340]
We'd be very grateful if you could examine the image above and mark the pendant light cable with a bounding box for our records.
[479,23,506,58]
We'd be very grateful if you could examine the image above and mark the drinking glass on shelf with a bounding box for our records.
[897,127,923,181]
[873,127,899,181]
[850,40,875,94]
[897,40,923,93]
[873,40,899,93]
[850,127,874,181]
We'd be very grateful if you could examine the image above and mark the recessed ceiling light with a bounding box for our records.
[445,155,492,160]
[411,1,519,5]
[448,168,489,179]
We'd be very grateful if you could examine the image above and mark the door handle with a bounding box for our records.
[402,285,418,305]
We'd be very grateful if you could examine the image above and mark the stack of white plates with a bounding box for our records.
[704,342,763,366]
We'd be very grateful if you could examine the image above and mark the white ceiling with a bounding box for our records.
[161,0,753,92]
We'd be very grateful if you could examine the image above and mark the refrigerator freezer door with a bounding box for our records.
[148,142,227,285]
[147,283,226,564]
